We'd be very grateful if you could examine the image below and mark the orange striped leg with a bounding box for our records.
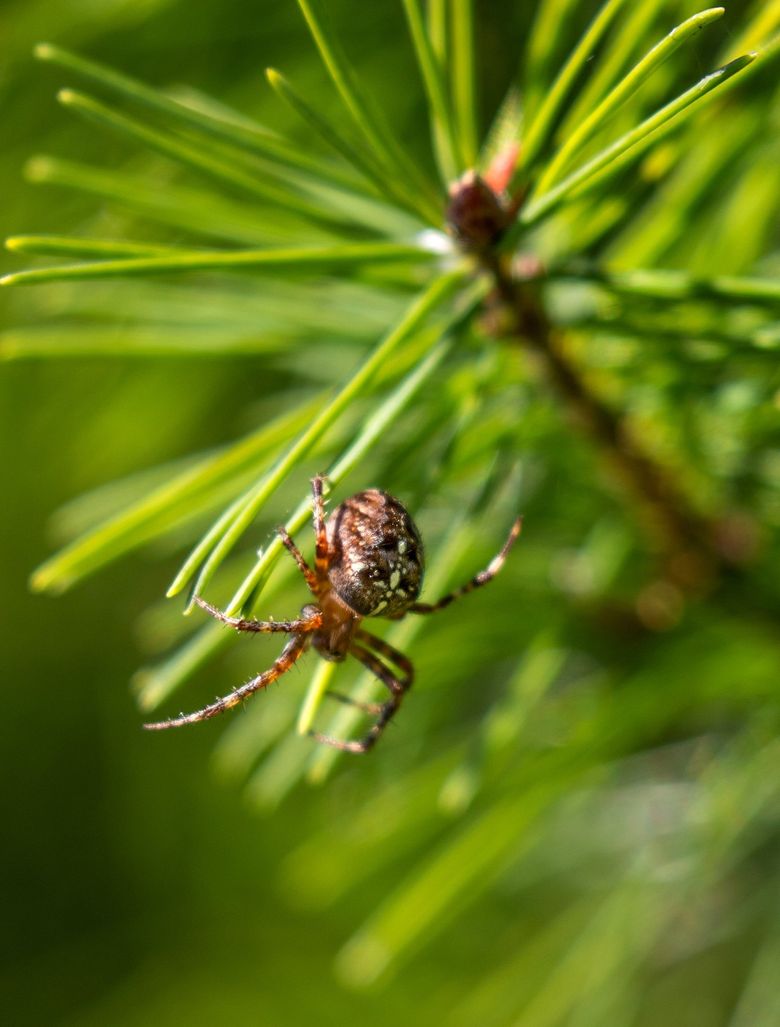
[277,527,319,594]
[311,475,329,578]
[144,633,310,730]
[194,596,321,634]
[410,516,523,614]
[310,636,412,753]
[322,629,413,716]
[325,691,384,715]
[355,629,414,682]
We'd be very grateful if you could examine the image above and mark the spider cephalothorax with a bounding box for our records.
[145,477,522,753]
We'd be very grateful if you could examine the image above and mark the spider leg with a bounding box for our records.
[144,633,310,730]
[311,475,330,578]
[194,596,321,634]
[354,628,414,681]
[324,691,384,715]
[323,626,414,715]
[276,527,319,594]
[409,515,523,614]
[310,634,413,753]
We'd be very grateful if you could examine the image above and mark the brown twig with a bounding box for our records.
[445,171,759,620]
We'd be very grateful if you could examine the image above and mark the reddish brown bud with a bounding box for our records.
[446,171,510,253]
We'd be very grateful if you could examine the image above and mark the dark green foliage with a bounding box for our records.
[2,1,779,1023]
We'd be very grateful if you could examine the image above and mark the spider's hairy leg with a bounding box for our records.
[310,634,413,753]
[324,691,384,715]
[311,475,330,578]
[194,595,322,634]
[410,515,523,615]
[355,628,414,682]
[144,633,310,730]
[276,526,319,594]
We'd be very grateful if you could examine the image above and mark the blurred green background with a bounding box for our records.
[2,2,780,1025]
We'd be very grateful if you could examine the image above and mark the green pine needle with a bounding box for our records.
[35,41,360,191]
[56,89,358,230]
[265,67,433,222]
[295,0,442,216]
[521,52,757,226]
[1,241,439,286]
[516,0,630,183]
[401,0,464,184]
[536,7,727,193]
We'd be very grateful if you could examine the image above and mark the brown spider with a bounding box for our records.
[144,476,522,753]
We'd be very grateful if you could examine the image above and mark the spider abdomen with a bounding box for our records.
[326,489,424,618]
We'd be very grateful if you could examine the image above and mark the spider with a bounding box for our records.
[144,476,522,753]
